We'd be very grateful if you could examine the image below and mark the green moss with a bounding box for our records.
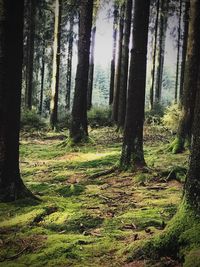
[127,202,200,264]
[0,209,44,228]
[57,184,85,197]
[0,127,189,266]
[184,249,200,267]
[169,137,185,154]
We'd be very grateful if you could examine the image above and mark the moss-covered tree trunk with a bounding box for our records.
[117,0,132,129]
[25,0,36,110]
[179,1,190,105]
[120,0,150,169]
[112,4,125,123]
[174,0,182,104]
[0,0,33,202]
[154,0,168,103]
[50,0,62,129]
[170,0,200,153]
[87,26,96,111]
[149,0,160,110]
[66,15,74,111]
[109,4,118,106]
[70,0,93,143]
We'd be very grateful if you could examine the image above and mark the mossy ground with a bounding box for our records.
[0,126,191,266]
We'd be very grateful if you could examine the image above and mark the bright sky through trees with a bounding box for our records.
[94,3,113,67]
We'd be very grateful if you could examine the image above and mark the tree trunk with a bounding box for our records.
[117,0,132,129]
[66,15,74,111]
[112,4,125,123]
[39,39,45,115]
[50,0,62,129]
[174,0,182,104]
[120,0,150,169]
[109,4,118,106]
[87,26,96,110]
[170,0,200,154]
[179,1,190,105]
[25,0,36,110]
[185,68,200,211]
[154,0,168,103]
[70,0,93,143]
[0,0,33,202]
[149,0,160,110]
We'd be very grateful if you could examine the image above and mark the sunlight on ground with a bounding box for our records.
[0,127,187,267]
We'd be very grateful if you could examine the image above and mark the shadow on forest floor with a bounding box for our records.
[0,126,188,266]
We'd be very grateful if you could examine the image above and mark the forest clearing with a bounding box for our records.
[0,126,189,266]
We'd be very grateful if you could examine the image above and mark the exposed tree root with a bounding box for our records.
[0,181,39,203]
[127,202,200,266]
[88,166,118,179]
[0,246,30,262]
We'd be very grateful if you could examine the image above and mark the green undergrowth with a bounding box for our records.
[126,202,200,267]
[0,127,190,266]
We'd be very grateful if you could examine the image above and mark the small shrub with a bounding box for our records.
[145,103,165,125]
[162,104,181,133]
[21,109,46,130]
[88,106,112,127]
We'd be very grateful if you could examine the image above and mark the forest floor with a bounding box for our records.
[0,126,189,267]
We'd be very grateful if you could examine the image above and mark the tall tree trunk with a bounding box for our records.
[149,0,160,110]
[87,26,96,110]
[70,0,93,143]
[182,0,200,212]
[50,0,62,129]
[170,0,200,154]
[39,39,45,115]
[25,0,36,110]
[120,0,150,169]
[109,4,118,106]
[117,0,132,128]
[112,4,125,123]
[179,1,190,105]
[0,0,33,201]
[154,0,168,103]
[174,0,183,104]
[66,15,74,111]
[185,66,200,211]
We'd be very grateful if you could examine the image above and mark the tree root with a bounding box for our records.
[88,166,118,179]
[168,137,185,154]
[0,246,30,262]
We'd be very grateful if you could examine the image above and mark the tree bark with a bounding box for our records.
[112,4,125,123]
[39,39,45,116]
[109,4,118,106]
[50,0,62,129]
[117,0,132,129]
[0,0,33,201]
[87,26,96,110]
[179,0,190,105]
[174,0,182,104]
[120,0,150,169]
[66,14,74,111]
[171,0,200,153]
[185,65,200,212]
[25,0,36,110]
[154,0,168,103]
[149,0,160,110]
[70,0,93,143]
